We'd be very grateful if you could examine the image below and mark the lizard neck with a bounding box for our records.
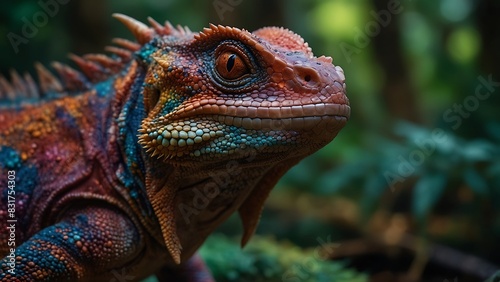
[112,60,159,228]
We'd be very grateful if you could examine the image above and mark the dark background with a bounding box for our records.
[1,0,500,281]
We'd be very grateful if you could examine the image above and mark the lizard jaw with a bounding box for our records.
[173,101,350,122]
[138,106,349,160]
[138,93,350,159]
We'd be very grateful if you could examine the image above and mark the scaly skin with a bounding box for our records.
[0,14,349,281]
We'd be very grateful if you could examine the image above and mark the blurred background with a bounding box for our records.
[1,0,500,281]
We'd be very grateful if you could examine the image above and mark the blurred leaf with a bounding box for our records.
[360,172,388,218]
[440,0,473,22]
[412,172,447,223]
[464,167,489,195]
[485,122,500,141]
[446,25,480,64]
[316,162,366,194]
[310,0,366,40]
[461,140,497,162]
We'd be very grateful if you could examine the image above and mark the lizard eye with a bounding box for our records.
[210,42,261,91]
[215,51,249,80]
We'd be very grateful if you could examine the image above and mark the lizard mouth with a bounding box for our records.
[173,102,350,131]
[139,101,350,159]
[209,112,348,131]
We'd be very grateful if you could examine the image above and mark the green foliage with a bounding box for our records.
[282,121,500,232]
[412,171,447,223]
[199,234,368,282]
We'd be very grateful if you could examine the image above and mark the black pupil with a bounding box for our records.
[226,54,236,72]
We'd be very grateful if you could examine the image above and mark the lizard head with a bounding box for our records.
[114,14,349,264]
[136,22,350,163]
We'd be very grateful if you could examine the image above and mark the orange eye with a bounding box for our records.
[215,51,249,80]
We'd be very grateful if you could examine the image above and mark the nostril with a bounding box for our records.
[294,65,320,87]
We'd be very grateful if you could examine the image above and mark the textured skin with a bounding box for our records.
[0,14,349,281]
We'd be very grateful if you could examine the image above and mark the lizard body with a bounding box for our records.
[0,14,349,281]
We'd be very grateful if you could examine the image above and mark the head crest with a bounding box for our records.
[252,27,312,56]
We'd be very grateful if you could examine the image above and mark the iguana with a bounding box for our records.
[0,14,350,281]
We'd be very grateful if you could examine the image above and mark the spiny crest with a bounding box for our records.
[0,38,134,101]
[146,16,192,37]
[193,24,269,58]
[0,13,190,102]
[112,13,192,42]
[0,70,38,100]
[194,23,244,41]
[0,43,134,101]
[51,62,90,91]
[35,63,63,94]
[113,14,154,45]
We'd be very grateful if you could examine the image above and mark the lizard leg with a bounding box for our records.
[0,205,142,281]
[155,254,214,282]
